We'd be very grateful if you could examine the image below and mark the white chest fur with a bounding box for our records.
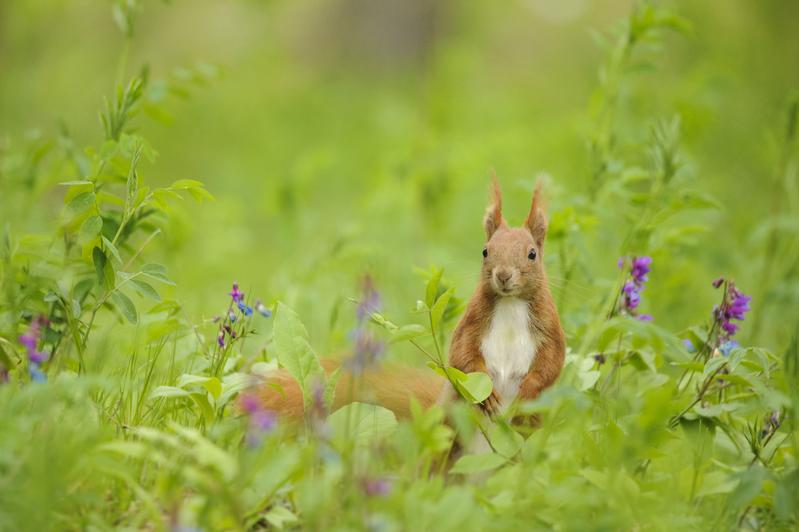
[480,297,538,407]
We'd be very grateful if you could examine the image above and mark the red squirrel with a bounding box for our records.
[448,178,565,415]
[258,178,565,419]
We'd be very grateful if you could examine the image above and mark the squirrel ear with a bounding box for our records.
[483,172,505,240]
[525,181,547,247]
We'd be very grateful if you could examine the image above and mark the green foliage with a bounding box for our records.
[1,1,798,530]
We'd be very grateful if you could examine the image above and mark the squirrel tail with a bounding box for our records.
[258,359,446,420]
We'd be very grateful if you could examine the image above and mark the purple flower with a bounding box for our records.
[217,330,226,348]
[349,330,386,374]
[682,339,696,352]
[713,282,751,343]
[229,282,244,303]
[361,477,392,497]
[356,275,382,323]
[237,301,253,316]
[712,277,725,289]
[18,315,49,369]
[593,353,606,365]
[631,256,652,284]
[617,257,653,320]
[239,391,277,446]
[251,410,277,432]
[617,257,625,270]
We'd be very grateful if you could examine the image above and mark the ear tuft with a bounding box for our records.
[483,171,505,240]
[525,181,547,247]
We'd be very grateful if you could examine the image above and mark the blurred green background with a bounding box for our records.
[2,0,798,355]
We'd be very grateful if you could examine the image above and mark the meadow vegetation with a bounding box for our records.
[1,1,798,530]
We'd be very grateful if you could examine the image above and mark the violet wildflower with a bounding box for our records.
[682,339,696,353]
[356,275,382,322]
[238,391,277,446]
[19,315,49,382]
[618,256,653,320]
[712,279,751,349]
[229,282,244,303]
[217,330,226,348]
[361,476,392,497]
[348,276,386,374]
[593,353,606,365]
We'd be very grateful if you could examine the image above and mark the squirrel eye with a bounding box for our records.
[528,249,537,261]
[482,248,488,258]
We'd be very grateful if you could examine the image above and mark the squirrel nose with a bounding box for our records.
[496,270,512,284]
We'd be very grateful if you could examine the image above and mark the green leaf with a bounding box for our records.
[425,268,444,307]
[67,191,95,215]
[151,386,190,399]
[140,263,176,285]
[328,402,398,447]
[264,506,298,530]
[111,291,138,324]
[430,287,455,332]
[450,453,508,475]
[389,324,427,344]
[273,302,325,408]
[131,279,160,301]
[102,237,123,264]
[92,246,115,289]
[78,216,103,243]
[177,374,222,400]
[459,371,493,403]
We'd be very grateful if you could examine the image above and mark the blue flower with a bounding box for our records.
[255,300,272,318]
[719,340,739,357]
[682,339,696,352]
[237,301,253,316]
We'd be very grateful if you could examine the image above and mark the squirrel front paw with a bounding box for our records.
[480,390,502,416]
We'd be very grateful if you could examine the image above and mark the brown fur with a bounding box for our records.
[259,358,445,420]
[449,177,565,414]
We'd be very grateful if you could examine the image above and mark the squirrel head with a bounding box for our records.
[480,175,548,299]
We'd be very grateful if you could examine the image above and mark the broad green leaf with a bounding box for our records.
[111,291,138,324]
[450,452,508,475]
[273,302,324,407]
[328,402,398,446]
[459,371,493,403]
